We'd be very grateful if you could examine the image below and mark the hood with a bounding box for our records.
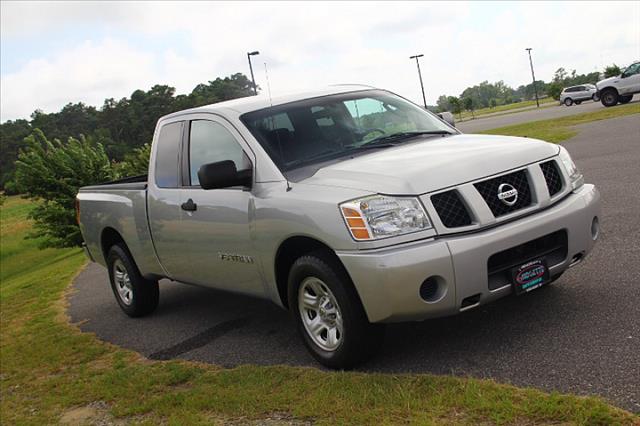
[597,76,619,89]
[298,134,559,194]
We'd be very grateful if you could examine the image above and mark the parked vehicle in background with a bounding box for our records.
[596,61,640,107]
[559,84,598,106]
[77,86,601,369]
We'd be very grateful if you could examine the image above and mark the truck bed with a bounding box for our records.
[77,174,164,278]
[79,174,148,192]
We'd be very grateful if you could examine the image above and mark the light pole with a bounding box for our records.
[409,54,427,108]
[525,48,539,107]
[247,51,260,95]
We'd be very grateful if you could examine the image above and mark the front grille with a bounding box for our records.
[474,170,532,217]
[487,230,568,290]
[540,160,563,196]
[431,190,472,228]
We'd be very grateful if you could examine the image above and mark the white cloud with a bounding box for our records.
[1,1,639,121]
[1,39,155,120]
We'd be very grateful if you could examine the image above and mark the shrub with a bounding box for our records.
[15,129,116,248]
[113,143,151,178]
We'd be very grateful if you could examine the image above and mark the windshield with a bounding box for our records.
[240,90,456,172]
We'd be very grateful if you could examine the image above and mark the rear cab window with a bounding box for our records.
[154,121,183,188]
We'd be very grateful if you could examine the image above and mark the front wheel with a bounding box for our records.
[564,98,573,106]
[288,251,384,369]
[107,244,159,317]
[592,93,600,102]
[619,95,633,104]
[600,89,619,107]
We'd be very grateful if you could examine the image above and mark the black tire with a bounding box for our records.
[592,93,600,102]
[107,243,159,317]
[600,88,619,107]
[619,95,633,104]
[575,100,582,105]
[288,250,384,369]
[564,98,573,106]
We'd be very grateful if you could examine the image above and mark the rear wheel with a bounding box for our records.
[288,251,384,369]
[107,244,159,317]
[600,89,619,107]
[619,94,633,104]
[564,98,573,106]
[575,100,582,105]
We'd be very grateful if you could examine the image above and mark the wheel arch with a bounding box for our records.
[274,236,352,310]
[599,86,619,95]
[100,227,127,263]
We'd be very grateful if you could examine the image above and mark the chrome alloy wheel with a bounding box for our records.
[298,277,344,352]
[113,259,133,306]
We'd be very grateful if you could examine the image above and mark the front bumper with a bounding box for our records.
[337,184,600,323]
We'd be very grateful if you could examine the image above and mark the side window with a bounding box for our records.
[154,121,183,188]
[189,120,251,186]
[624,63,640,76]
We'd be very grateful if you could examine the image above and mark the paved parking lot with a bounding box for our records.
[69,113,640,412]
[456,99,636,133]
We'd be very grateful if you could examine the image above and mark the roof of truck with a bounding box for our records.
[160,84,379,120]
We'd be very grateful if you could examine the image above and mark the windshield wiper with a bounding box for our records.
[363,130,454,147]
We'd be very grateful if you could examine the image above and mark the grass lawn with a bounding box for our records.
[1,195,637,425]
[480,101,640,143]
[458,97,556,120]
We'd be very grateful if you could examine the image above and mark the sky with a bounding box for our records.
[1,1,639,122]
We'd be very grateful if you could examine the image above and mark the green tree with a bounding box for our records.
[0,119,32,191]
[553,67,567,83]
[113,143,151,178]
[448,97,462,120]
[462,97,474,118]
[547,82,563,100]
[15,129,116,248]
[436,95,451,112]
[489,99,497,108]
[604,64,621,78]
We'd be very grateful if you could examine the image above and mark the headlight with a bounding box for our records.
[558,146,584,191]
[340,195,432,241]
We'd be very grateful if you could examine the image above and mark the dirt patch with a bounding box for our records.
[59,401,122,426]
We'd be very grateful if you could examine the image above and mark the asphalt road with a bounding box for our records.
[68,113,640,412]
[456,98,638,133]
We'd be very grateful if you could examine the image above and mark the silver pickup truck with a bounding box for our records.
[78,86,601,368]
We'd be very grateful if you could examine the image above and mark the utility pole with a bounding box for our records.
[409,54,427,108]
[525,48,540,107]
[247,51,260,95]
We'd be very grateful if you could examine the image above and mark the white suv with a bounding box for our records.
[559,84,598,106]
[596,61,640,107]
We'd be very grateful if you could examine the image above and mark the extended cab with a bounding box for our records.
[78,86,601,368]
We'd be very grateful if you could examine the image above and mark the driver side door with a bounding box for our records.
[177,115,263,297]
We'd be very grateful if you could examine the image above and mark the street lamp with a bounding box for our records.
[525,48,540,107]
[247,51,260,95]
[409,54,427,108]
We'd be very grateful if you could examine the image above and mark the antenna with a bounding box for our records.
[263,61,291,191]
[264,62,273,107]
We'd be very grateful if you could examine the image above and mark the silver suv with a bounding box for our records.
[559,84,598,106]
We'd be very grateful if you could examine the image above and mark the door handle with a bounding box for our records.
[181,198,197,212]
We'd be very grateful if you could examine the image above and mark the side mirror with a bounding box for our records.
[198,160,252,190]
[437,111,456,127]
